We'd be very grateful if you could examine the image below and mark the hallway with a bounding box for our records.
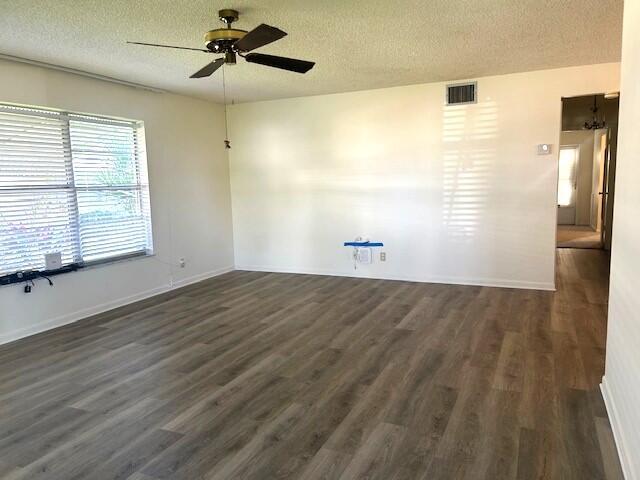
[557,226,603,249]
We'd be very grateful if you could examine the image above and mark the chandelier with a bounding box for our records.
[584,95,605,130]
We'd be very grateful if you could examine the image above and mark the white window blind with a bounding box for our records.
[0,104,153,276]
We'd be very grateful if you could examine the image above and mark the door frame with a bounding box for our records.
[554,92,609,288]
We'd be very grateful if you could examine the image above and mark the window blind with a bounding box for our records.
[0,104,153,276]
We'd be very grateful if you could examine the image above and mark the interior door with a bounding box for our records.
[557,146,579,225]
[592,129,609,241]
[602,126,617,250]
[590,130,607,231]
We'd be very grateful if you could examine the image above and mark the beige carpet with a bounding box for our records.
[557,225,603,249]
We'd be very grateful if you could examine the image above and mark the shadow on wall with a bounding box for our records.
[442,101,498,242]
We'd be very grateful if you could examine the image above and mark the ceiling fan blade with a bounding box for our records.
[127,41,209,52]
[233,24,287,52]
[244,53,315,74]
[190,58,225,78]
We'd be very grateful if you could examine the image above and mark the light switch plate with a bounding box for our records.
[537,144,552,155]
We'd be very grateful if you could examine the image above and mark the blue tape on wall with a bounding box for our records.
[343,241,384,247]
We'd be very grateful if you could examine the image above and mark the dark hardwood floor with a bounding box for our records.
[0,249,623,479]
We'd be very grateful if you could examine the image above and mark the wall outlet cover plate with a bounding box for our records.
[45,252,62,270]
[356,248,372,264]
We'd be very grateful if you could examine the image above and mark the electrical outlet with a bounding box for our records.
[380,252,386,261]
[179,258,186,268]
[45,252,62,270]
[356,248,372,264]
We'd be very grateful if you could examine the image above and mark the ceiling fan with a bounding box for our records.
[128,9,315,78]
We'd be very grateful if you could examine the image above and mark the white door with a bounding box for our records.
[557,146,579,225]
[591,129,608,233]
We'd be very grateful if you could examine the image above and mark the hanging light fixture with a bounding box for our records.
[584,95,605,130]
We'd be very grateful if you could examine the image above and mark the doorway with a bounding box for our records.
[556,94,619,250]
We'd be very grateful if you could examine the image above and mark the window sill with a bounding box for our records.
[81,250,155,270]
[0,251,155,288]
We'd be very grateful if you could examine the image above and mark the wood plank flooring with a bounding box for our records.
[0,249,623,479]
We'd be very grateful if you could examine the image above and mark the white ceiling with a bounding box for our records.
[0,0,623,104]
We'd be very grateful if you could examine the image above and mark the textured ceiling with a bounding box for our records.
[0,0,623,104]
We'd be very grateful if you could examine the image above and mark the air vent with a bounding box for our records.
[446,82,477,105]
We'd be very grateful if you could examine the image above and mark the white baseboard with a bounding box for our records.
[601,376,635,480]
[171,266,234,289]
[235,264,555,291]
[0,266,234,347]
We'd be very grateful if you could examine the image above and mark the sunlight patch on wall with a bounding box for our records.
[442,101,498,242]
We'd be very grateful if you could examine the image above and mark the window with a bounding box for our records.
[0,103,153,277]
[557,146,579,207]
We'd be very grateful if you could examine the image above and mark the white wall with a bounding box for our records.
[602,0,640,478]
[228,63,619,290]
[0,59,234,344]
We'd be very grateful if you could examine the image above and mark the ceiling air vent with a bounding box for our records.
[446,82,477,105]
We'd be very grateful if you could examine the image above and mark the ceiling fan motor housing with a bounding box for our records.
[205,28,247,53]
[205,9,246,54]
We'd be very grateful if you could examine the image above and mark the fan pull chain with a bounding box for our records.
[222,64,231,149]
